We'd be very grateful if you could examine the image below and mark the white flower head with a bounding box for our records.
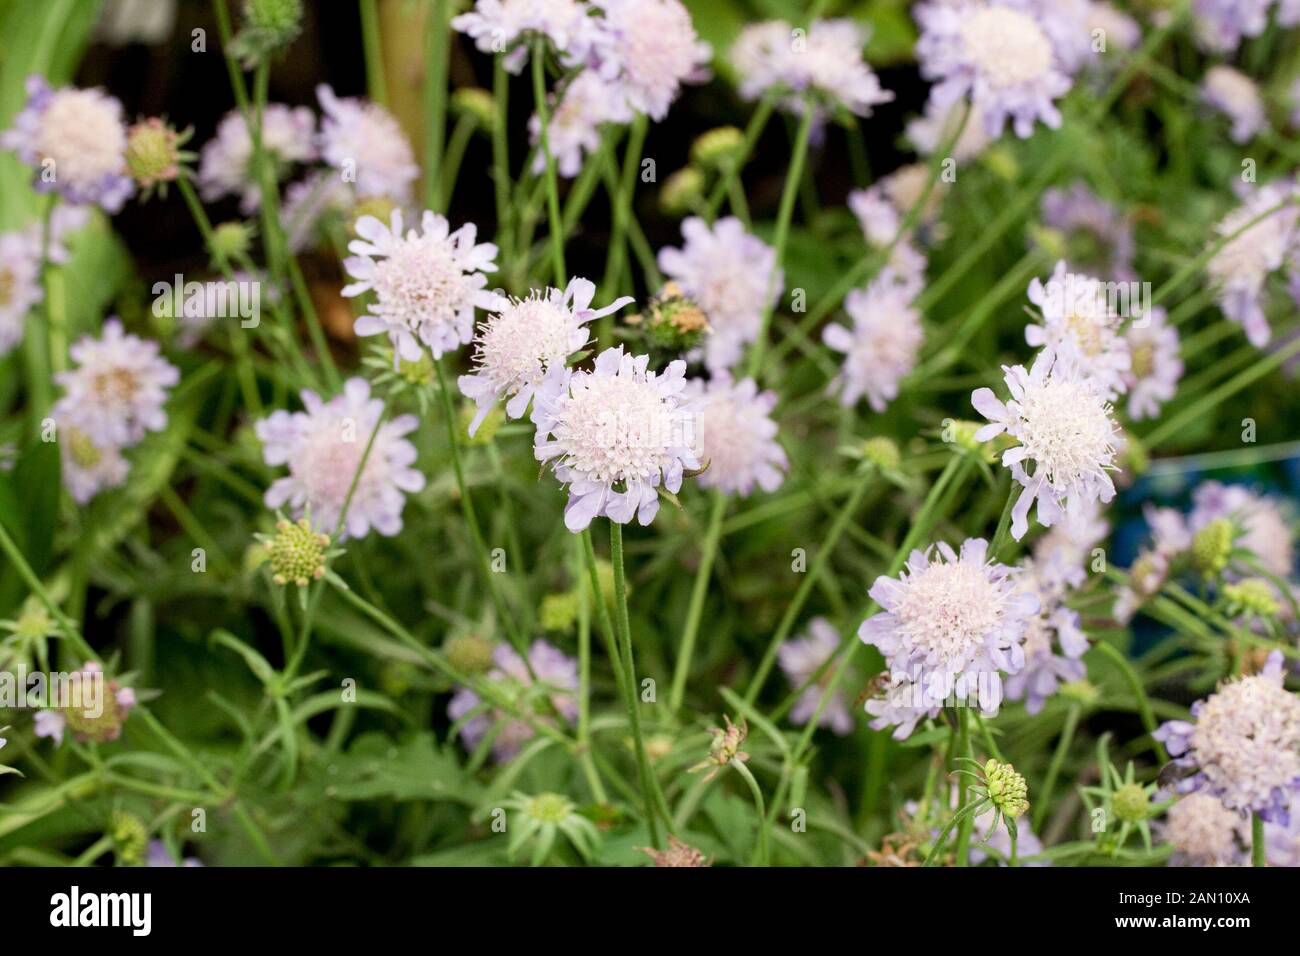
[1206,179,1299,348]
[585,0,711,122]
[343,209,505,363]
[1025,261,1132,399]
[1123,305,1183,420]
[1201,65,1266,144]
[1002,554,1089,714]
[316,84,418,202]
[453,0,595,73]
[685,373,787,497]
[657,216,781,373]
[1163,793,1246,866]
[255,378,425,539]
[914,0,1076,139]
[54,318,179,448]
[459,276,633,436]
[197,104,316,213]
[824,278,924,412]
[532,346,701,532]
[1,76,133,211]
[972,348,1121,541]
[778,618,852,735]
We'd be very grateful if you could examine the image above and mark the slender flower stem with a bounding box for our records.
[669,492,727,714]
[359,0,388,106]
[491,59,514,268]
[1094,641,1167,762]
[531,39,567,286]
[572,537,607,802]
[703,94,774,221]
[988,482,1017,560]
[953,708,975,866]
[1253,812,1267,866]
[731,758,769,866]
[423,0,451,209]
[745,105,813,380]
[600,115,647,309]
[1034,704,1081,829]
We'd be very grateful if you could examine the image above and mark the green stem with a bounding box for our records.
[732,759,769,866]
[703,95,774,221]
[954,709,974,866]
[1094,641,1166,762]
[423,0,451,209]
[531,39,567,286]
[359,0,388,106]
[491,59,513,268]
[1034,704,1081,829]
[1253,812,1267,866]
[669,492,727,714]
[600,115,647,309]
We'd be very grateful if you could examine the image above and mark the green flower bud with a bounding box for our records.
[125,118,185,190]
[261,516,330,587]
[1223,578,1280,619]
[210,221,254,265]
[983,759,1029,819]
[236,0,303,61]
[110,811,149,866]
[861,436,901,472]
[626,282,709,353]
[1191,518,1235,578]
[659,167,705,217]
[1113,783,1150,823]
[690,126,745,169]
[451,87,495,129]
[1059,679,1100,706]
[540,592,579,633]
[443,634,494,675]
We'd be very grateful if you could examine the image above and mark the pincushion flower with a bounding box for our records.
[730,18,894,121]
[584,0,710,122]
[33,662,137,746]
[685,373,787,497]
[458,276,633,436]
[532,346,701,532]
[1122,306,1183,420]
[849,166,946,249]
[1205,180,1299,348]
[1155,651,1300,823]
[914,0,1076,139]
[1162,793,1246,866]
[657,216,781,373]
[1025,261,1131,399]
[824,278,924,413]
[905,96,993,163]
[1086,2,1141,53]
[528,70,632,178]
[447,640,579,762]
[1,76,133,211]
[452,0,594,73]
[197,104,316,213]
[342,209,504,363]
[54,319,179,448]
[316,84,419,202]
[1189,481,1294,579]
[1003,552,1089,715]
[1201,65,1266,144]
[972,348,1121,541]
[778,617,852,735]
[54,421,131,504]
[255,378,425,539]
[1039,183,1136,281]
[1193,0,1286,52]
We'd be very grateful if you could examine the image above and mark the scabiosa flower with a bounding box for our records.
[657,216,780,373]
[685,373,787,497]
[1202,65,1266,144]
[315,84,419,202]
[452,0,594,73]
[447,640,579,762]
[528,70,632,178]
[55,421,131,504]
[458,276,634,436]
[1,76,133,211]
[532,346,700,532]
[342,209,504,363]
[731,19,893,122]
[1189,481,1294,579]
[1002,553,1089,715]
[0,229,45,358]
[1163,793,1246,866]
[778,617,852,735]
[905,95,993,163]
[1123,306,1183,420]
[862,538,1037,678]
[824,278,924,413]
[1086,2,1141,53]
[1025,261,1131,399]
[1039,183,1136,281]
[196,104,315,213]
[54,319,179,448]
[972,348,1122,541]
[281,170,357,253]
[584,0,710,122]
[33,661,136,746]
[849,166,947,249]
[255,378,425,538]
[1155,651,1300,823]
[1193,0,1278,52]
[914,0,1076,139]
[1206,179,1299,347]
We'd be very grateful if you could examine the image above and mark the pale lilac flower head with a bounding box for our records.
[32,661,136,746]
[732,19,893,121]
[54,318,179,448]
[972,348,1121,541]
[452,0,595,73]
[684,373,787,497]
[1190,481,1294,579]
[0,230,45,357]
[657,216,781,373]
[850,165,947,248]
[823,277,924,412]
[343,209,505,363]
[1114,503,1190,624]
[1202,65,1266,144]
[529,70,632,178]
[55,419,131,504]
[1025,261,1131,399]
[459,276,634,436]
[1002,554,1088,714]
[532,346,701,532]
[316,85,418,202]
[255,378,425,539]
[1162,793,1246,866]
[1193,0,1275,52]
[197,104,316,213]
[1123,306,1183,420]
[281,170,357,253]
[147,840,203,868]
[914,0,1076,139]
[1155,651,1300,823]
[1039,182,1136,281]
[1206,179,1299,348]
[584,0,710,122]
[1,76,133,211]
[1086,2,1142,53]
[906,95,993,163]
[448,639,579,762]
[778,618,852,735]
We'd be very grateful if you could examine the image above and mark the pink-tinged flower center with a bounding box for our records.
[92,368,141,405]
[1014,377,1116,486]
[895,561,1001,667]
[37,90,127,185]
[959,6,1052,89]
[554,374,683,484]
[476,297,573,393]
[297,430,373,504]
[371,236,474,333]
